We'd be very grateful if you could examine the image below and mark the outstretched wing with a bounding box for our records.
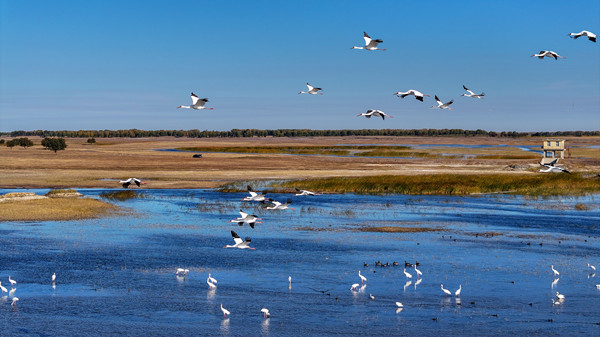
[463,85,475,95]
[363,32,372,46]
[306,83,314,91]
[239,210,249,218]
[231,231,243,245]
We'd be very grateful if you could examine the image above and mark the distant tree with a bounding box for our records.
[87,137,96,144]
[0,139,4,145]
[6,140,16,148]
[41,138,67,153]
[17,137,34,148]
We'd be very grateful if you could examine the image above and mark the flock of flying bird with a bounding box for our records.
[176,29,596,121]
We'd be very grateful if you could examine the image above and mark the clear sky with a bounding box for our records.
[1,0,599,132]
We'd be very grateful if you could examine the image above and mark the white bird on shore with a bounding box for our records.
[119,178,145,188]
[294,188,320,196]
[441,284,452,296]
[403,268,413,280]
[0,282,7,294]
[568,30,596,42]
[461,85,485,99]
[351,32,386,51]
[555,291,565,300]
[393,89,430,102]
[261,308,270,318]
[430,96,454,110]
[455,284,462,297]
[299,83,323,95]
[531,50,565,60]
[358,270,367,284]
[178,93,213,110]
[11,297,18,306]
[414,265,422,279]
[223,230,255,250]
[229,210,262,229]
[265,199,295,210]
[220,304,230,318]
[357,110,393,120]
[8,276,16,288]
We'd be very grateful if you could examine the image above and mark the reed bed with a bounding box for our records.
[0,198,117,221]
[176,145,412,156]
[277,174,600,196]
[99,190,145,201]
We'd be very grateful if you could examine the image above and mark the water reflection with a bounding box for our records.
[220,317,230,336]
[414,278,422,290]
[207,288,216,304]
[261,317,270,336]
[403,280,412,292]
[551,278,559,288]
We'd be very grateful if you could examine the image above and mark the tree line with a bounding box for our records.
[2,129,599,138]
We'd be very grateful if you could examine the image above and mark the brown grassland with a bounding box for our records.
[0,135,599,192]
[0,197,118,221]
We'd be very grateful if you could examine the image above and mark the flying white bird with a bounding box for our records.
[539,159,571,174]
[531,51,565,60]
[119,178,145,188]
[299,83,323,95]
[568,30,596,42]
[8,276,16,288]
[403,268,413,279]
[351,32,386,51]
[178,93,213,110]
[430,96,454,110]
[264,199,295,210]
[358,270,367,284]
[551,265,560,278]
[261,308,271,318]
[220,303,230,318]
[223,230,255,250]
[294,188,320,196]
[357,110,393,120]
[455,284,462,297]
[393,89,430,102]
[441,284,452,296]
[461,85,485,99]
[243,185,270,202]
[229,210,262,229]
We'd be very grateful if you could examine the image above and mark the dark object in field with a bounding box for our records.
[193,154,202,158]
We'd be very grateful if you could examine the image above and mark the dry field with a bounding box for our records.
[0,196,118,221]
[0,136,599,189]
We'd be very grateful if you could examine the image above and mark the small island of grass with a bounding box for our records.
[0,190,118,221]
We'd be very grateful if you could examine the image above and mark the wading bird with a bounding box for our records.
[551,265,560,278]
[8,276,16,288]
[52,273,56,283]
[208,273,218,285]
[299,83,323,95]
[220,304,230,318]
[555,292,565,300]
[207,278,217,289]
[11,297,18,306]
[403,268,413,280]
[531,51,565,60]
[357,110,393,120]
[351,32,386,51]
[0,282,7,294]
[455,285,462,297]
[441,284,452,296]
[461,85,485,99]
[223,230,255,250]
[588,263,596,271]
[350,283,360,291]
[393,89,429,102]
[430,96,454,110]
[261,308,270,318]
[178,93,213,110]
[396,302,404,308]
[414,265,422,279]
[119,178,145,188]
[568,30,596,42]
[358,270,367,284]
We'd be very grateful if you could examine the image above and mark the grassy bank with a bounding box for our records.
[273,174,600,196]
[176,145,412,156]
[0,198,118,221]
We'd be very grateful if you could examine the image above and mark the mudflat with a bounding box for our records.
[0,136,598,189]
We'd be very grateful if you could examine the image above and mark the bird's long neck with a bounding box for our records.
[178,105,191,109]
[351,46,364,49]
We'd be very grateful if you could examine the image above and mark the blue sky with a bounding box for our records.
[1,0,599,132]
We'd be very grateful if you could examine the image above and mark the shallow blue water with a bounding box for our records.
[0,189,599,336]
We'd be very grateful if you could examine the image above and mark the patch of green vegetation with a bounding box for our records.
[275,174,600,196]
[45,189,78,196]
[176,145,412,156]
[99,190,145,201]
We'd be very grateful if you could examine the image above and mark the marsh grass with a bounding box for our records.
[177,145,412,156]
[276,174,600,195]
[100,190,145,201]
[0,198,118,221]
[45,189,81,197]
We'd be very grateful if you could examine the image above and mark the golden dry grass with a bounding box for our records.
[0,136,598,189]
[0,197,118,221]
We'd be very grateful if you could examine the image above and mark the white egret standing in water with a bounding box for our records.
[441,284,452,296]
[455,285,462,297]
[358,270,367,284]
[220,304,230,318]
[551,265,560,278]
